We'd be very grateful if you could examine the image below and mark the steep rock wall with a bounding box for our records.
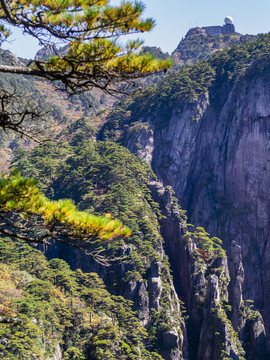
[126,70,270,354]
[148,181,267,360]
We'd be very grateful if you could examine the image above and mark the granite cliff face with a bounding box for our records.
[123,66,270,358]
[148,181,267,360]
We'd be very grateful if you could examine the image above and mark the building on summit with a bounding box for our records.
[202,16,235,36]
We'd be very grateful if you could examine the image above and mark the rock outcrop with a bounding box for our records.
[229,241,245,332]
[49,344,62,360]
[119,242,188,360]
[35,44,58,60]
[148,181,267,359]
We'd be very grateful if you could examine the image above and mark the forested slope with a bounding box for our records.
[0,237,166,360]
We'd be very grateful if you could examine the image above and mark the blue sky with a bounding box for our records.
[2,0,270,58]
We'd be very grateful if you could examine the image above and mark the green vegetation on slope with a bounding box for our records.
[172,30,258,65]
[0,237,163,360]
[13,136,162,275]
[101,33,270,142]
[11,128,185,356]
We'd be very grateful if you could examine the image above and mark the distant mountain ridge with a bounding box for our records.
[138,28,259,68]
[171,28,259,65]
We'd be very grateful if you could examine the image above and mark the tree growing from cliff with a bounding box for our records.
[183,226,226,262]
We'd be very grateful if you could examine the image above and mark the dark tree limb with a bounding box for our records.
[0,210,113,266]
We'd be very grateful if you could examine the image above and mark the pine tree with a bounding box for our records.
[0,0,171,96]
[0,170,131,264]
[0,1,171,261]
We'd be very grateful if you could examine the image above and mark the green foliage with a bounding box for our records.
[0,236,162,359]
[14,138,163,274]
[215,305,246,358]
[0,2,184,359]
[0,0,172,96]
[147,310,172,352]
[63,347,86,360]
[101,59,216,141]
[11,135,183,358]
[0,64,103,174]
[141,46,170,61]
[183,226,226,263]
[0,169,131,264]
